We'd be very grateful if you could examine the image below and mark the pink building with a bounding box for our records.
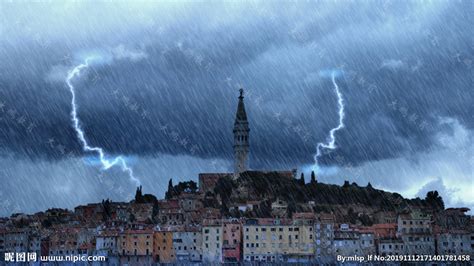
[223,219,243,262]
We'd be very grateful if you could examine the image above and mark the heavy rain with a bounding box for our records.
[0,1,472,217]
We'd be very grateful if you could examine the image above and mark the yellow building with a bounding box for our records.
[153,229,176,263]
[243,218,315,263]
[118,227,153,265]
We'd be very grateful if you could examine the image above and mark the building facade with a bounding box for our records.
[223,219,243,262]
[243,218,315,263]
[202,219,223,262]
[152,229,175,264]
[118,228,153,265]
[172,226,202,262]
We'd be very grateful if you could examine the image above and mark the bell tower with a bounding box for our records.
[233,88,250,175]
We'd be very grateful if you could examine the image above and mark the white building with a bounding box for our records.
[173,227,202,262]
[202,220,223,262]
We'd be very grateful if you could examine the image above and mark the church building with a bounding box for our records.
[198,89,295,192]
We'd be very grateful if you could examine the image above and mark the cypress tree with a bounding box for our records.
[165,179,174,199]
[310,171,316,184]
[299,173,305,186]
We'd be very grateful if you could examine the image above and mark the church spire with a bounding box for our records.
[233,88,250,175]
[235,88,248,122]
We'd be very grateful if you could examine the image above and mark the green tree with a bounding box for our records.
[214,176,236,205]
[425,191,445,210]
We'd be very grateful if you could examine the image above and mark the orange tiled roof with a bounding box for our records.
[158,200,179,209]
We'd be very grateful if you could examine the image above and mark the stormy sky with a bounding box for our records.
[0,1,472,216]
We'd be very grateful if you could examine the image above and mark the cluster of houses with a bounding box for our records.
[1,185,473,265]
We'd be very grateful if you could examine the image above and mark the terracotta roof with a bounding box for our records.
[158,200,179,209]
[124,229,154,234]
[370,223,397,229]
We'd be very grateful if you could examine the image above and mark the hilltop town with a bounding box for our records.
[1,90,472,264]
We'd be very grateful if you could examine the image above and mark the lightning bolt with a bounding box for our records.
[66,58,140,186]
[313,71,345,173]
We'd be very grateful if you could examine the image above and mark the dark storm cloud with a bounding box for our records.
[0,0,472,171]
